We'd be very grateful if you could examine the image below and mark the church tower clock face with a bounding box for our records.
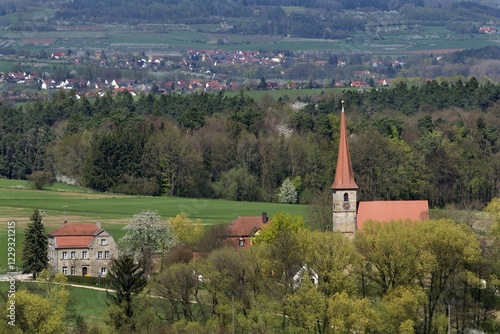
[343,202,350,210]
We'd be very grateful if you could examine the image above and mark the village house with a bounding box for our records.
[48,221,118,277]
[225,213,270,248]
[479,26,497,34]
[331,101,429,238]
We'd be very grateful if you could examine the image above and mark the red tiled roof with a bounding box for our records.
[356,200,429,230]
[49,223,103,237]
[331,104,358,190]
[55,236,94,249]
[226,215,270,237]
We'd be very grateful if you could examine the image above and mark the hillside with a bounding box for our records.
[2,0,499,40]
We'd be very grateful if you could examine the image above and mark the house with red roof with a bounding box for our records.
[48,221,118,277]
[225,213,270,248]
[331,101,429,238]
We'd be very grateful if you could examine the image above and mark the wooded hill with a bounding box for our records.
[1,77,499,212]
[9,0,500,39]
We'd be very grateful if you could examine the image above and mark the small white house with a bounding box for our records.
[293,265,318,289]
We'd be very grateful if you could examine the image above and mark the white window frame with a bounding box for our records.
[71,251,76,259]
[105,251,110,259]
[97,251,103,259]
[70,267,76,275]
[62,251,68,259]
[100,267,107,276]
[100,239,108,246]
[62,266,68,275]
[82,251,88,259]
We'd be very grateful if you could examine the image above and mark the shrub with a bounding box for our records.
[27,170,54,190]
[66,275,109,286]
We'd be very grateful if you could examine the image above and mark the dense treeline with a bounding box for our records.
[2,77,500,209]
[445,46,500,64]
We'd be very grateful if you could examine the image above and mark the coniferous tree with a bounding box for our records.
[108,255,147,327]
[21,209,48,280]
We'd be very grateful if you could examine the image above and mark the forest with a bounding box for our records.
[1,76,500,212]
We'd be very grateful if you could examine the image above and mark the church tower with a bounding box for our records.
[331,101,358,238]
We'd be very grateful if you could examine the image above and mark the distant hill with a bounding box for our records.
[47,0,499,39]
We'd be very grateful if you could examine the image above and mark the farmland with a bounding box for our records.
[1,23,498,56]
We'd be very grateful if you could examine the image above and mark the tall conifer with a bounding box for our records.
[21,209,48,280]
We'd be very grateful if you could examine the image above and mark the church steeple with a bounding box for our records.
[331,101,358,190]
[332,101,357,237]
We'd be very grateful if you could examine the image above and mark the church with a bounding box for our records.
[331,102,429,238]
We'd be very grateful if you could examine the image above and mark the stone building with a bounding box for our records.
[48,221,118,277]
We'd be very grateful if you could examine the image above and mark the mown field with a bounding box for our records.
[0,179,307,274]
[0,280,109,328]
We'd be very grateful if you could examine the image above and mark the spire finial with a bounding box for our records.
[341,100,345,113]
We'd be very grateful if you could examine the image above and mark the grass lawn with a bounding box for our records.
[0,61,16,72]
[68,285,109,325]
[0,281,109,329]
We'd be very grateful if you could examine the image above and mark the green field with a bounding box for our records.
[0,179,306,224]
[0,178,307,274]
[68,285,109,325]
[0,281,109,328]
[6,17,497,55]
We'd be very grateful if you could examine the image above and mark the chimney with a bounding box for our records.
[96,221,101,228]
[262,212,268,224]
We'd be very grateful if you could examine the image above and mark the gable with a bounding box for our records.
[357,200,429,230]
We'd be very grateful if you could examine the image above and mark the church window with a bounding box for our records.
[344,193,349,202]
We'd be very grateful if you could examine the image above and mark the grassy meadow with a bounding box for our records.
[0,178,307,274]
[0,281,109,328]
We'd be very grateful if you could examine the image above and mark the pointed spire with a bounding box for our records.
[331,101,358,190]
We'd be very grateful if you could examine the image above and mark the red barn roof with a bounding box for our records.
[356,200,429,230]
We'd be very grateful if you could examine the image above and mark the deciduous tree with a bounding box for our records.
[120,211,177,275]
[169,212,203,247]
